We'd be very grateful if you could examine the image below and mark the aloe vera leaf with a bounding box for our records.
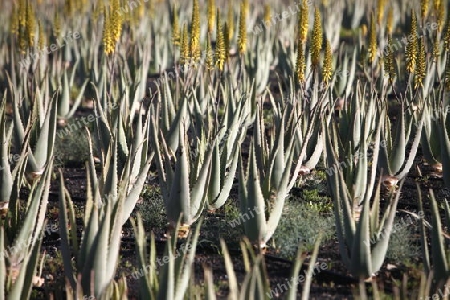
[209,142,240,209]
[58,172,76,291]
[370,179,404,274]
[168,126,191,225]
[243,142,267,246]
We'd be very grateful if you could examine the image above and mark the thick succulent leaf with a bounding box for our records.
[429,189,449,284]
[370,179,404,274]
[395,110,425,180]
[220,239,239,299]
[389,101,407,173]
[242,142,266,246]
[301,235,322,300]
[350,192,372,278]
[209,142,240,209]
[0,104,13,202]
[122,154,154,225]
[105,192,124,288]
[208,142,221,205]
[168,126,191,225]
[166,96,188,152]
[417,185,430,275]
[79,198,99,291]
[58,172,76,291]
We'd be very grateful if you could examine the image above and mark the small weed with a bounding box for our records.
[135,185,167,230]
[302,189,333,214]
[272,199,335,260]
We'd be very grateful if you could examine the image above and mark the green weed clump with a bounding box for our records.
[272,198,335,260]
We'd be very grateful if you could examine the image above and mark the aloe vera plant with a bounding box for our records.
[151,115,214,232]
[377,98,425,181]
[0,158,53,299]
[206,84,250,210]
[324,113,403,279]
[87,117,153,225]
[333,82,378,203]
[238,96,323,248]
[10,91,58,182]
[58,166,128,299]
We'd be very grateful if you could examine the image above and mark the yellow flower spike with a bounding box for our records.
[147,0,154,18]
[434,0,441,11]
[377,0,386,26]
[10,5,19,36]
[216,9,226,70]
[64,0,74,16]
[18,0,26,28]
[38,21,45,50]
[322,40,332,83]
[190,0,201,62]
[180,24,189,65]
[437,1,445,32]
[227,4,234,41]
[310,7,323,69]
[207,0,215,34]
[54,10,61,37]
[243,0,249,16]
[171,5,180,46]
[415,37,426,88]
[296,45,305,83]
[237,2,247,54]
[102,9,113,55]
[386,6,394,35]
[368,13,377,65]
[111,0,122,43]
[264,4,271,25]
[205,35,214,70]
[405,11,418,74]
[298,0,309,44]
[26,1,36,49]
[421,0,430,23]
[136,1,145,19]
[223,22,230,62]
[385,35,396,83]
